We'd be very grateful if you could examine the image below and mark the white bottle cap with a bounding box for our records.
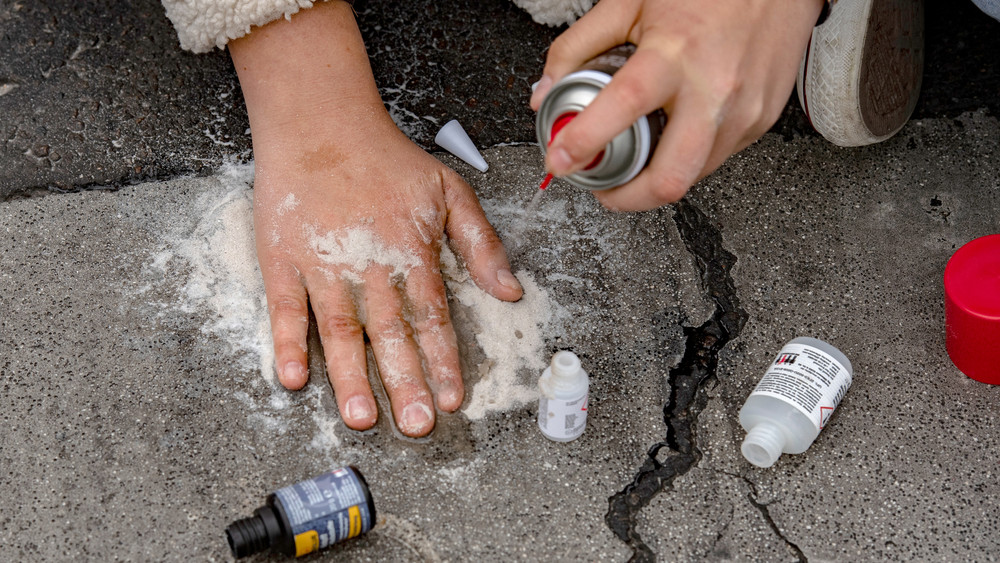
[434,120,488,172]
[741,421,786,468]
[550,351,582,379]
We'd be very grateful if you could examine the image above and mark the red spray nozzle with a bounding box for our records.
[549,112,605,171]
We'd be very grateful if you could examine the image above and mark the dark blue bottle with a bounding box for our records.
[225,466,376,558]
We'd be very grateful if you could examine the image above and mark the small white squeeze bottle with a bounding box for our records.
[538,351,589,442]
[739,337,853,468]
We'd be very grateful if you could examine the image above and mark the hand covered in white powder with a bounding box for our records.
[229,1,523,437]
[530,0,822,210]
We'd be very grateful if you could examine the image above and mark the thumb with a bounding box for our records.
[442,172,523,302]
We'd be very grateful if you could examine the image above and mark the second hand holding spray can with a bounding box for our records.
[536,44,666,191]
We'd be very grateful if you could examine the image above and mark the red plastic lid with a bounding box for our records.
[944,234,1000,384]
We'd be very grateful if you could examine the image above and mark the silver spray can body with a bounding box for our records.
[535,44,667,191]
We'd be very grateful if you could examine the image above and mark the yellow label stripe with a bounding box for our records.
[348,506,362,538]
[294,530,319,557]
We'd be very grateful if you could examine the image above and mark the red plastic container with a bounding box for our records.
[944,234,1000,384]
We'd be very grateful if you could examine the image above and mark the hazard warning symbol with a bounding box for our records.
[819,406,835,429]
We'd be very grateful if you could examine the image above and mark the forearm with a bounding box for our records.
[228,1,393,153]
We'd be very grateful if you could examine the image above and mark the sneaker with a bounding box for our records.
[797,0,925,147]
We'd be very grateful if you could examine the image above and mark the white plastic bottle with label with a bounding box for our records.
[739,337,853,468]
[538,351,589,442]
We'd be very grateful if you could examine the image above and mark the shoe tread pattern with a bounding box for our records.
[798,0,924,147]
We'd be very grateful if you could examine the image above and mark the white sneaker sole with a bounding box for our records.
[797,0,925,147]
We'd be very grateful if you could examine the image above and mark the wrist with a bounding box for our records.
[229,1,392,142]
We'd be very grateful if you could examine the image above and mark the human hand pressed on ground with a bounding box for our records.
[530,0,823,210]
[229,1,522,437]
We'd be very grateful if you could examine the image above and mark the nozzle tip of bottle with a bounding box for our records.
[742,442,777,469]
[741,423,785,469]
[550,350,582,378]
[435,119,488,173]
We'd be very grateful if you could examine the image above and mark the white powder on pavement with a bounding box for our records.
[146,164,349,450]
[434,458,486,497]
[149,164,276,384]
[306,386,343,450]
[440,246,555,420]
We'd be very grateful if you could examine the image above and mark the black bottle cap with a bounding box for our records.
[226,505,285,559]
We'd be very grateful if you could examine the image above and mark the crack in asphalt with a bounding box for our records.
[711,468,810,562]
[745,489,808,563]
[700,505,735,560]
[604,199,748,562]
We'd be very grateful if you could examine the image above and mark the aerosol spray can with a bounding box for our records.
[739,337,853,468]
[535,44,666,191]
[225,466,376,559]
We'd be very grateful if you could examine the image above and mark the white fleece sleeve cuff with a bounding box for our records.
[512,0,594,27]
[161,0,327,53]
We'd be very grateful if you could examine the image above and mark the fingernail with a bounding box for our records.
[345,396,373,422]
[548,147,573,174]
[438,384,463,411]
[280,361,307,388]
[497,268,522,292]
[401,403,433,432]
[530,75,553,107]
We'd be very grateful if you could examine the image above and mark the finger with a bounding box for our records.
[442,171,523,302]
[700,102,769,184]
[404,265,464,412]
[261,261,310,390]
[363,268,436,437]
[594,91,719,211]
[530,0,640,109]
[701,83,791,184]
[546,46,679,177]
[309,273,378,431]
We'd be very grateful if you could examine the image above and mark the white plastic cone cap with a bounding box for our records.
[435,120,488,172]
